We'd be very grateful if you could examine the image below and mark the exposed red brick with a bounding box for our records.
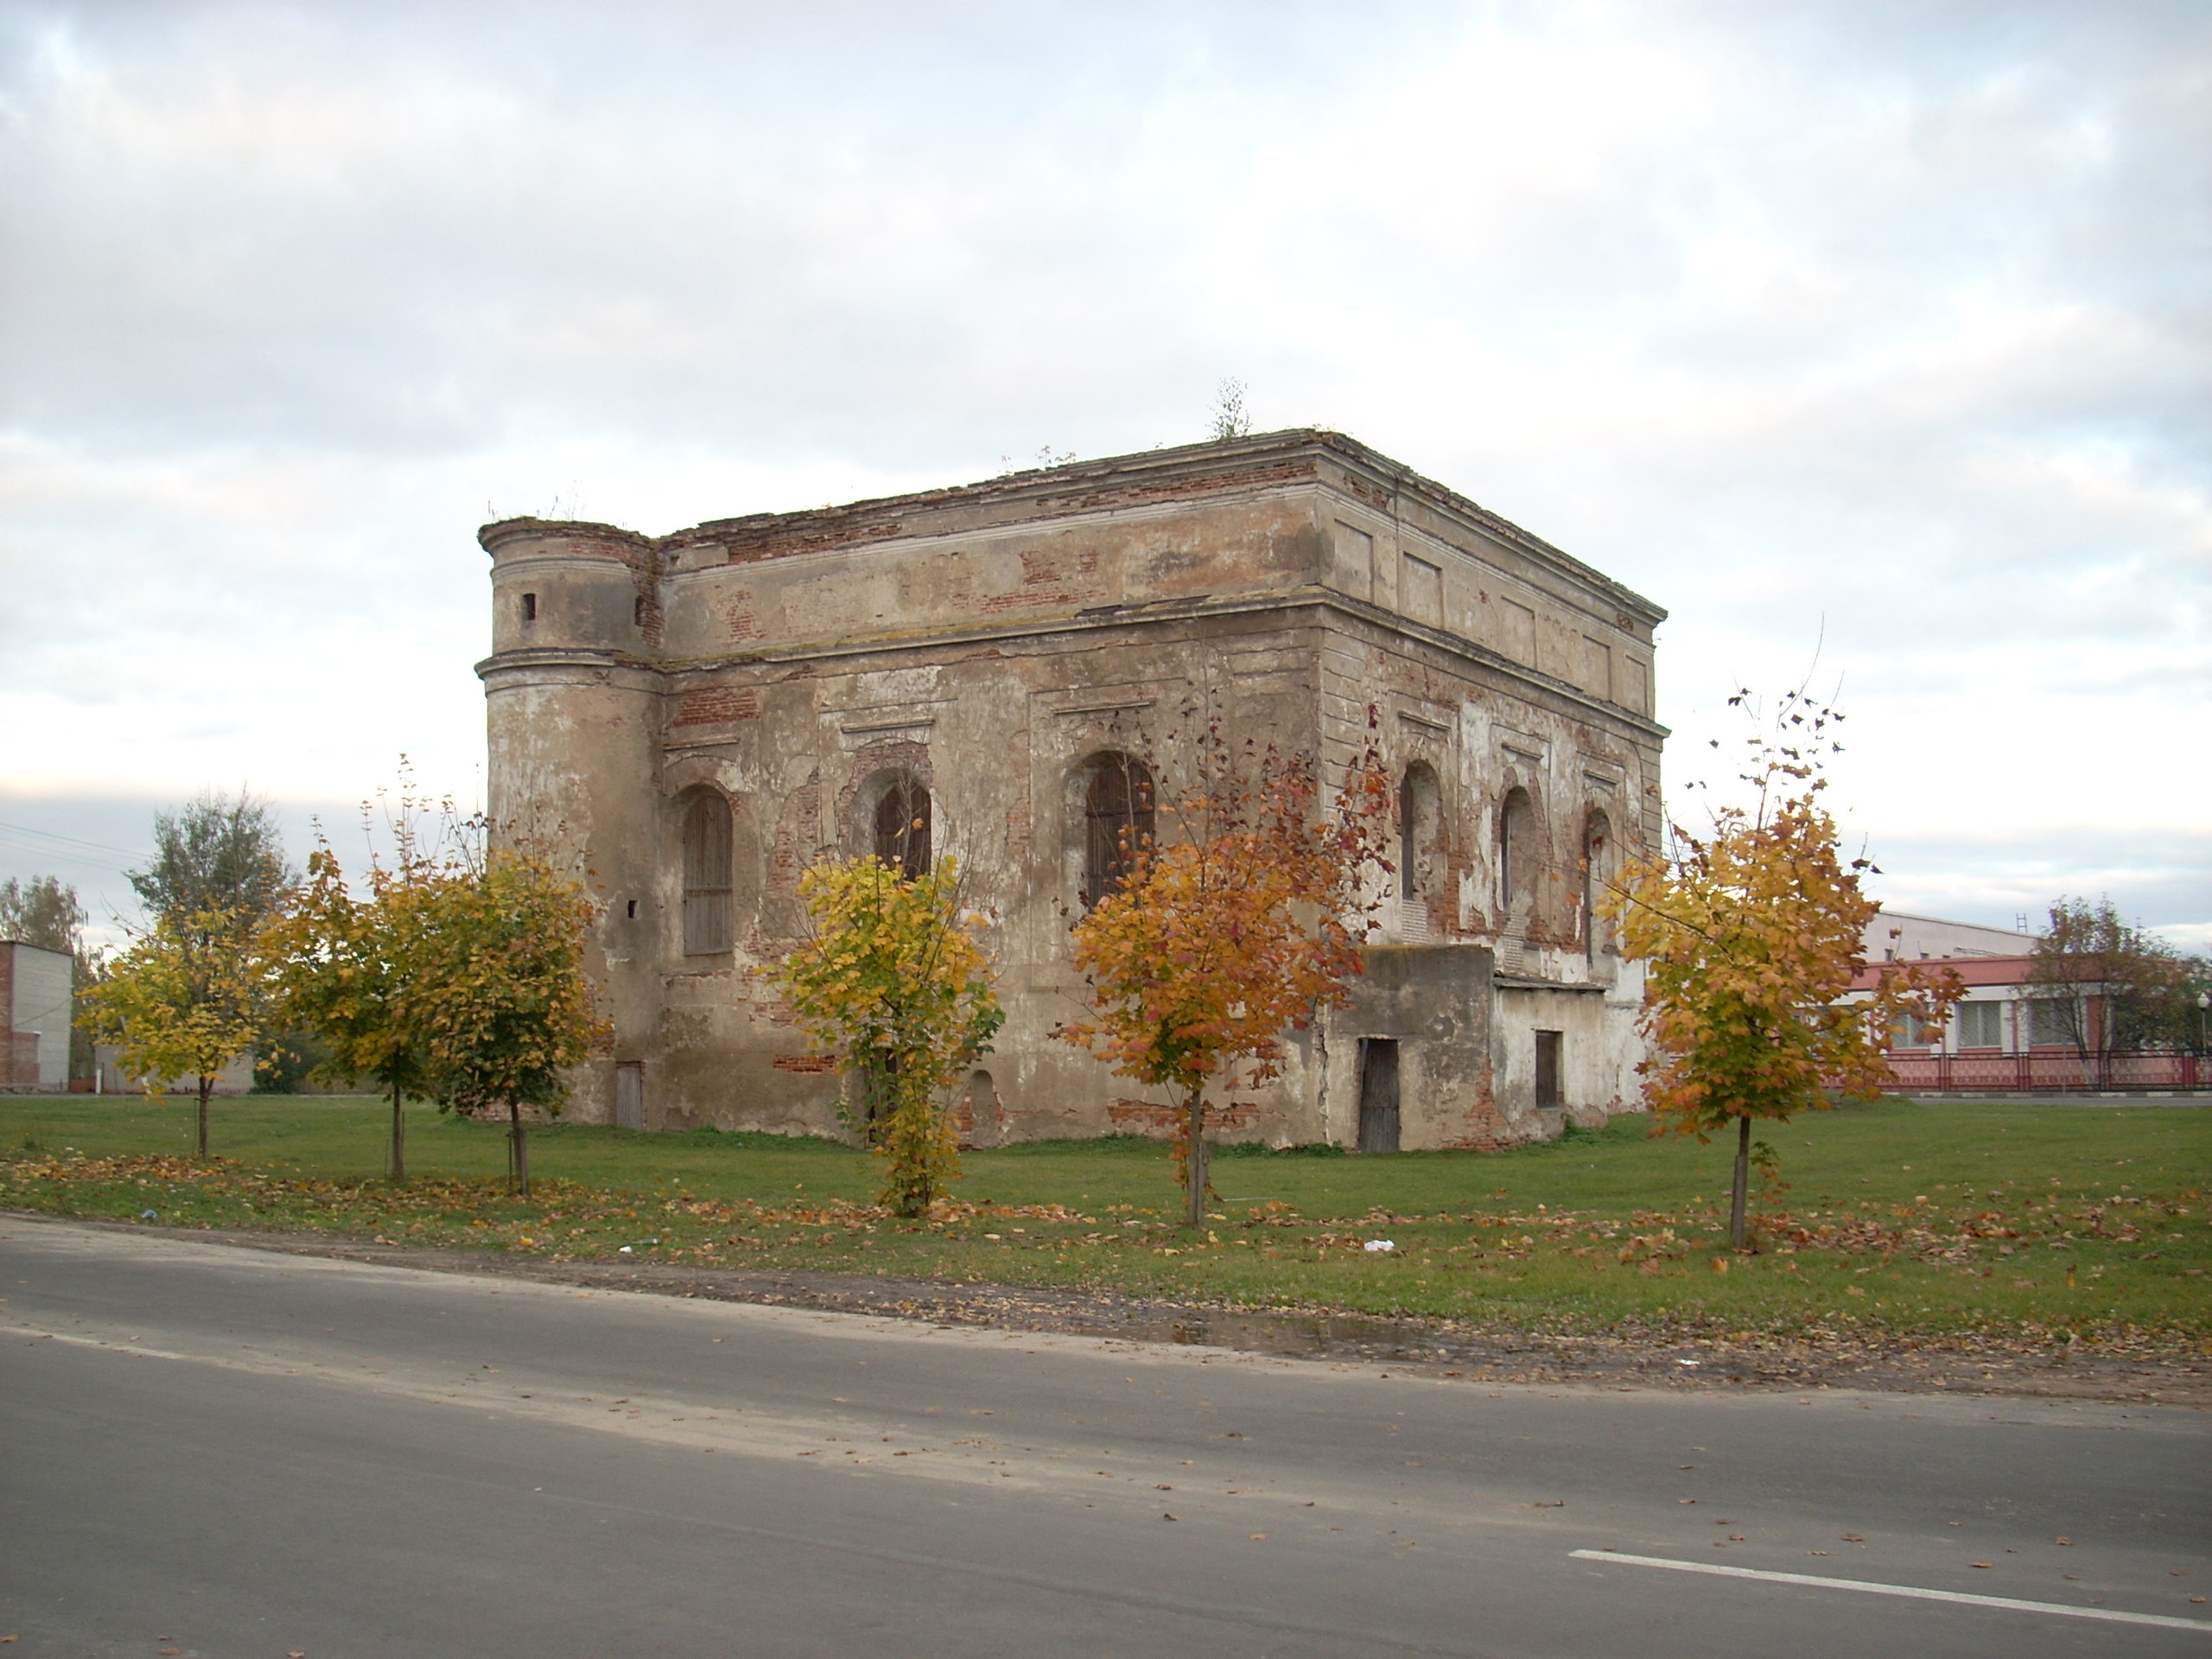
[712,587,763,644]
[3,1033,36,1090]
[673,686,760,727]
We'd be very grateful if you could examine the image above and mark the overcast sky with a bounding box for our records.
[2,0,2205,950]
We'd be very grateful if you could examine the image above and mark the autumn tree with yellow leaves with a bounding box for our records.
[269,783,602,1196]
[402,844,603,1196]
[85,906,273,1159]
[266,785,467,1182]
[1601,688,1959,1249]
[761,855,1004,1217]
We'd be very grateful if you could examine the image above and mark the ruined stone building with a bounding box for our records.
[477,430,1666,1149]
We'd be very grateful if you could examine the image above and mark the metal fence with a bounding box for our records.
[1882,1050,2207,1094]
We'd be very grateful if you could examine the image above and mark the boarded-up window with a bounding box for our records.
[1402,553,1443,627]
[681,793,734,955]
[873,773,931,879]
[1084,754,1155,906]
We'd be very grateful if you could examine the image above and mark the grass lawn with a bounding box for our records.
[3,1091,2206,1351]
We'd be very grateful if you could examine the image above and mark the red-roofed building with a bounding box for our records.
[1849,951,2204,1093]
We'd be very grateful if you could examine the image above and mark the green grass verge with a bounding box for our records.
[3,1092,2206,1351]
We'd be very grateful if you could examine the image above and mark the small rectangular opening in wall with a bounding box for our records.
[520,592,537,622]
[1534,1030,1562,1109]
[633,594,646,626]
[1357,1039,1401,1154]
[614,1062,644,1132]
[626,899,638,919]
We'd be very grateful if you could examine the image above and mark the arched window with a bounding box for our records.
[872,772,931,879]
[1584,809,1615,965]
[1084,753,1155,905]
[1400,763,1440,902]
[681,791,734,955]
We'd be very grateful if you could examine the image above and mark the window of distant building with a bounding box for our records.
[1958,1001,2004,1048]
[2029,997,2078,1048]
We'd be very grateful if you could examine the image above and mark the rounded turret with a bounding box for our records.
[480,518,657,658]
[477,518,664,1127]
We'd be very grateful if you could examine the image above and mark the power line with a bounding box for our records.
[0,821,146,877]
[0,820,143,859]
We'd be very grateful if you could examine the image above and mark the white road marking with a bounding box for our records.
[1570,1549,2212,1632]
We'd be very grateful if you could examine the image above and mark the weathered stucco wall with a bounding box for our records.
[477,430,1664,1147]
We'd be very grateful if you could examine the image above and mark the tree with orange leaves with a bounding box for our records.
[1058,716,1393,1229]
[1602,687,1959,1249]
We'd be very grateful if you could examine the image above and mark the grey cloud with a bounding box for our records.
[1,0,2205,925]
[1866,825,2212,936]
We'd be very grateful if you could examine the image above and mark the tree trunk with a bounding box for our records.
[390,1081,406,1185]
[1185,1090,1208,1230]
[1729,1113,1751,1251]
[510,1101,529,1197]
[197,1076,213,1160]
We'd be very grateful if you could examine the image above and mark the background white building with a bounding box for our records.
[1862,909,2034,963]
[0,940,73,1090]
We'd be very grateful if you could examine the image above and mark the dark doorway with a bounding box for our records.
[1534,1030,1562,1110]
[1358,1039,1401,1154]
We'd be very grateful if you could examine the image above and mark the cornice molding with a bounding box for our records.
[475,587,1669,742]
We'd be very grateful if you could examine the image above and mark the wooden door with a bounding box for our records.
[1358,1039,1401,1154]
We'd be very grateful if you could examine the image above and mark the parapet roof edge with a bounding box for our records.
[477,429,1666,624]
[1308,429,1667,626]
[478,518,652,556]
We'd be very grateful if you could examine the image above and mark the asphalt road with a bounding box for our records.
[3,1216,2207,1659]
